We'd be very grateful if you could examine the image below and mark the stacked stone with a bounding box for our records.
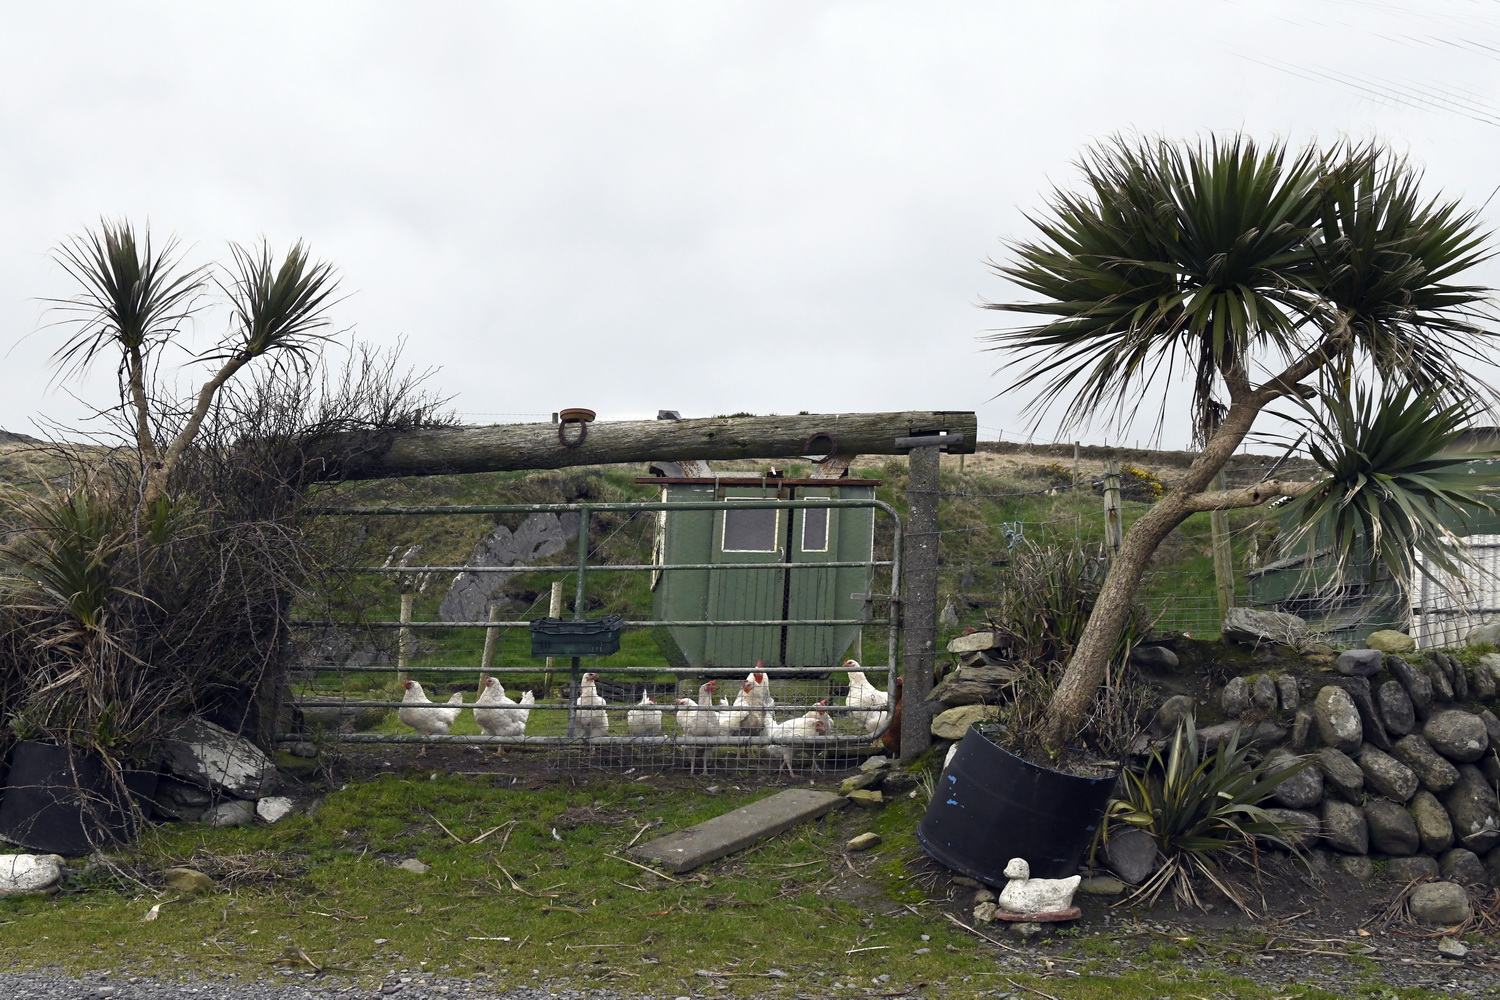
[1217,637,1500,884]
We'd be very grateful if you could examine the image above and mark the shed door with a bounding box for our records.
[785,489,840,666]
[705,498,787,666]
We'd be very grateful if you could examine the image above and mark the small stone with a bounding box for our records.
[1289,709,1315,749]
[1467,623,1500,647]
[1367,630,1416,654]
[202,799,256,828]
[1129,645,1178,670]
[1439,847,1488,886]
[1262,808,1320,850]
[1314,686,1363,753]
[845,789,884,808]
[1103,827,1157,884]
[946,632,1001,653]
[839,772,883,796]
[1221,676,1252,717]
[395,858,431,874]
[1364,797,1420,855]
[1337,649,1385,677]
[1149,695,1196,736]
[1008,922,1047,939]
[1426,658,1456,701]
[1425,710,1489,763]
[0,855,65,894]
[859,755,891,773]
[1267,751,1323,810]
[766,969,788,979]
[1411,790,1456,854]
[1357,747,1419,802]
[288,742,317,758]
[256,796,296,824]
[1387,656,1435,718]
[912,947,930,954]
[951,876,982,888]
[846,832,881,852]
[1384,855,1439,882]
[1377,681,1416,737]
[1275,674,1300,712]
[1391,735,1459,793]
[972,888,995,904]
[91,988,119,999]
[1409,881,1473,926]
[1437,937,1470,959]
[1333,855,1374,879]
[1250,674,1278,712]
[1316,747,1366,803]
[160,867,213,894]
[930,704,1000,740]
[1076,875,1126,896]
[1321,799,1369,854]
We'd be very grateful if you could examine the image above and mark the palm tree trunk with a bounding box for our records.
[1038,398,1262,752]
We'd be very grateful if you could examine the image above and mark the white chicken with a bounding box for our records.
[676,679,719,774]
[764,701,831,775]
[474,674,533,739]
[842,659,889,735]
[737,663,775,736]
[626,689,662,736]
[398,679,464,736]
[574,671,609,739]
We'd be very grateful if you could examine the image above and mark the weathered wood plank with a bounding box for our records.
[320,410,977,481]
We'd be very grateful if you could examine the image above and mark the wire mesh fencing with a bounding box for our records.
[282,485,901,774]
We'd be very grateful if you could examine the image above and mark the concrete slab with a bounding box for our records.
[628,788,846,873]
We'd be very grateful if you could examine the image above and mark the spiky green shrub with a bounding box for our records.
[1101,716,1310,913]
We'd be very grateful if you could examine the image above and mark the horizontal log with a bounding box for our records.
[321,410,977,481]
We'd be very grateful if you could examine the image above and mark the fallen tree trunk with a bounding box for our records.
[316,410,976,481]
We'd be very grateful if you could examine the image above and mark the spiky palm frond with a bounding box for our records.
[1277,385,1500,591]
[986,135,1498,440]
[212,240,342,371]
[986,134,1326,439]
[1307,145,1495,402]
[47,220,206,383]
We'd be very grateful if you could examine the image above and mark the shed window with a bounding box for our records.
[802,507,829,552]
[722,506,779,552]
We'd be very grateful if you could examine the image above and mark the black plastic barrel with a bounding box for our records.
[916,724,1117,884]
[0,741,160,855]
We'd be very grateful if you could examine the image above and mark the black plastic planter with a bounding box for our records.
[916,723,1117,884]
[0,741,159,855]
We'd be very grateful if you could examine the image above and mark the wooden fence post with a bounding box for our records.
[900,442,942,761]
[1210,471,1235,625]
[1103,460,1123,561]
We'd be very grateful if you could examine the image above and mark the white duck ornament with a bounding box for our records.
[996,857,1081,915]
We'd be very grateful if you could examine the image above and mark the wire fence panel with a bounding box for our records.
[281,493,902,774]
[1412,534,1500,648]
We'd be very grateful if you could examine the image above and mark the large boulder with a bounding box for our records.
[1364,797,1420,855]
[1408,882,1472,926]
[1331,677,1390,751]
[1103,827,1158,885]
[1356,748,1418,803]
[159,717,279,800]
[1275,674,1300,712]
[439,512,581,622]
[1366,630,1416,654]
[927,665,1018,707]
[1424,710,1489,764]
[1320,799,1368,854]
[1222,608,1308,646]
[1262,808,1320,850]
[1444,765,1500,853]
[1267,751,1323,810]
[1313,686,1363,753]
[0,855,64,895]
[1376,680,1415,736]
[1411,790,1455,855]
[1439,848,1489,886]
[1220,676,1251,717]
[1129,644,1179,670]
[1315,747,1366,803]
[1390,734,1459,793]
[1386,657,1434,718]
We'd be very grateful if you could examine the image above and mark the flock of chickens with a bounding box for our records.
[395,658,900,774]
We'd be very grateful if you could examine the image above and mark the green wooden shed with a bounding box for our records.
[640,477,879,670]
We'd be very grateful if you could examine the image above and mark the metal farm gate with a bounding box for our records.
[280,495,902,773]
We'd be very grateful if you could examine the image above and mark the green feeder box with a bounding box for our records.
[640,475,880,670]
[530,616,624,658]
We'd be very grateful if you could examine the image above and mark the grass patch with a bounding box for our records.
[0,770,1461,999]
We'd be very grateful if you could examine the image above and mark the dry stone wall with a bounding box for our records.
[1212,644,1500,884]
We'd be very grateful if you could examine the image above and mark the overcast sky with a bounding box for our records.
[4,0,1500,450]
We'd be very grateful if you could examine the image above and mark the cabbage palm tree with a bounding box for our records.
[987,135,1500,753]
[50,220,341,503]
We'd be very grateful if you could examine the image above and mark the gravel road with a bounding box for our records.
[0,972,668,1000]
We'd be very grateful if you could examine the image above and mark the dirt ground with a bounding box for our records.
[318,744,1500,997]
